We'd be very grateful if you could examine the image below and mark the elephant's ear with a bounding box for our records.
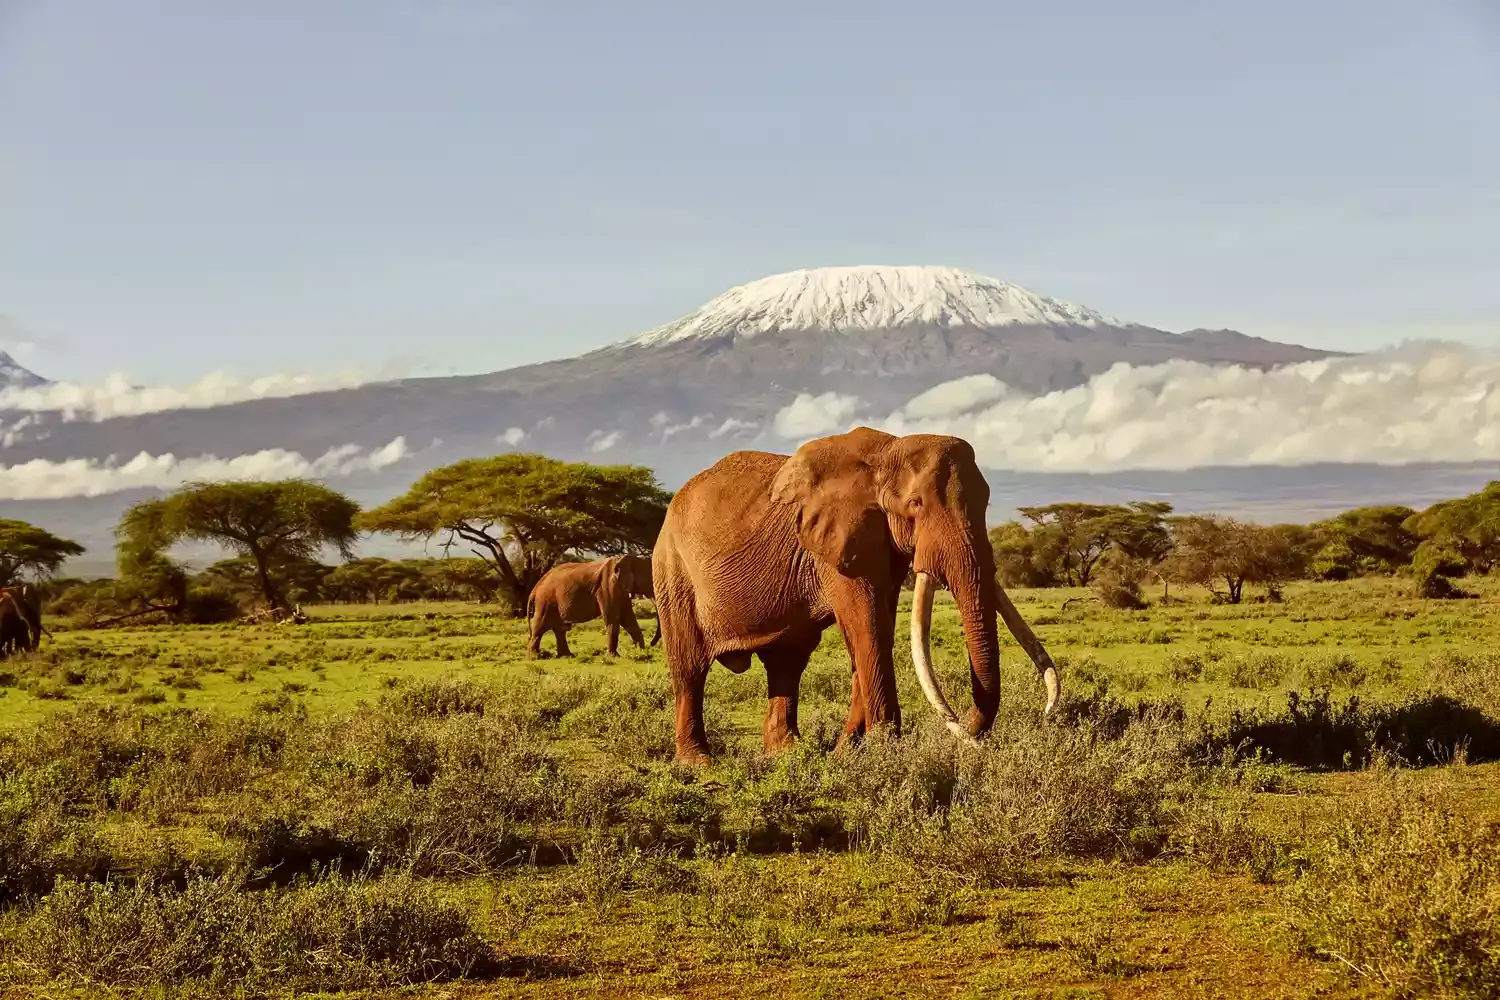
[771,428,895,576]
[595,555,627,604]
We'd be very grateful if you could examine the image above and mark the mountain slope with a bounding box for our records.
[0,351,49,390]
[0,265,1341,552]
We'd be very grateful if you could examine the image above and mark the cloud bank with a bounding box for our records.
[774,343,1500,471]
[773,391,861,438]
[0,367,380,420]
[0,438,410,500]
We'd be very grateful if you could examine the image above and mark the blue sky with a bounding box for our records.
[1,0,1496,384]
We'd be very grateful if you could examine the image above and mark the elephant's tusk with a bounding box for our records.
[993,580,1061,716]
[910,572,979,746]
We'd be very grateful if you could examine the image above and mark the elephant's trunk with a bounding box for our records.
[909,572,979,746]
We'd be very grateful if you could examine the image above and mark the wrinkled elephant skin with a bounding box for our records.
[653,427,1060,766]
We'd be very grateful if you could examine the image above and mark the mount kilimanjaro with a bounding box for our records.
[2,265,1350,556]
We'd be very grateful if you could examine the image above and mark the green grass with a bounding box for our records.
[8,578,1500,727]
[0,578,1498,998]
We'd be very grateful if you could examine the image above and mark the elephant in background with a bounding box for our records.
[527,554,659,658]
[653,426,1060,765]
[0,584,42,656]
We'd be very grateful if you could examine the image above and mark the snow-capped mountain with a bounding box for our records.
[0,351,48,390]
[632,265,1127,346]
[0,265,1343,554]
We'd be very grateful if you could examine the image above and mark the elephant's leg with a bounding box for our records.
[760,639,818,753]
[838,582,901,748]
[650,619,661,646]
[672,661,712,765]
[827,576,901,738]
[554,623,572,658]
[605,622,620,657]
[836,662,868,749]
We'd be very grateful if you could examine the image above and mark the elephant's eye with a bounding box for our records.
[908,496,923,509]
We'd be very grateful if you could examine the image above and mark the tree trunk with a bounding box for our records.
[460,531,526,616]
[247,544,285,611]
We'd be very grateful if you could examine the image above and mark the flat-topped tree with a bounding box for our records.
[0,518,85,587]
[356,454,672,615]
[117,480,360,612]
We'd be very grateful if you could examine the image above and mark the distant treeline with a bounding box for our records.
[5,451,1500,628]
[993,483,1500,607]
[43,556,518,622]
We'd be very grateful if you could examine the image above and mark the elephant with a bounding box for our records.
[526,553,659,658]
[0,591,35,658]
[652,426,1060,765]
[0,584,42,655]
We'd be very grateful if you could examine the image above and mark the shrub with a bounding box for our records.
[1302,652,1366,689]
[1287,774,1500,998]
[385,675,491,718]
[9,870,499,992]
[1221,651,1290,690]
[1090,554,1149,610]
[837,714,1192,884]
[1206,689,1500,769]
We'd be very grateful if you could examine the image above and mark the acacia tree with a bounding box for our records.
[1163,515,1315,603]
[0,518,85,587]
[357,454,672,615]
[117,480,360,612]
[1017,503,1121,586]
[1311,505,1419,579]
[1404,483,1500,577]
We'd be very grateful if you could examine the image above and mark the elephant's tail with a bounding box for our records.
[524,591,536,631]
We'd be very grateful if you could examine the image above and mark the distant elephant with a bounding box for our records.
[526,554,658,658]
[0,584,42,655]
[0,591,35,657]
[653,427,1060,765]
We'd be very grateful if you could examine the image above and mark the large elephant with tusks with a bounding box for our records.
[652,427,1060,765]
[526,554,658,658]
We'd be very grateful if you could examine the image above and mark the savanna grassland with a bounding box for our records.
[3,579,1499,1000]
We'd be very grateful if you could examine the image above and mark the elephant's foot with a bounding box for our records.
[674,743,714,767]
[762,724,799,754]
[762,700,800,753]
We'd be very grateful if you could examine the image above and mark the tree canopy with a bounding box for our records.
[356,454,672,614]
[1162,515,1316,603]
[0,518,85,587]
[1404,482,1500,576]
[1309,505,1419,580]
[995,502,1174,589]
[117,479,360,611]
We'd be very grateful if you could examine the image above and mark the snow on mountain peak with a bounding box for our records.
[630,265,1129,346]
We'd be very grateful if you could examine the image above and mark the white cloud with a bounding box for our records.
[773,391,862,438]
[709,417,759,439]
[878,343,1500,472]
[660,414,708,439]
[497,427,526,446]
[901,374,1009,419]
[534,416,556,431]
[586,429,622,453]
[0,367,378,420]
[0,437,410,501]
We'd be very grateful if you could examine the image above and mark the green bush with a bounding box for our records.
[1287,773,1500,998]
[9,870,499,992]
